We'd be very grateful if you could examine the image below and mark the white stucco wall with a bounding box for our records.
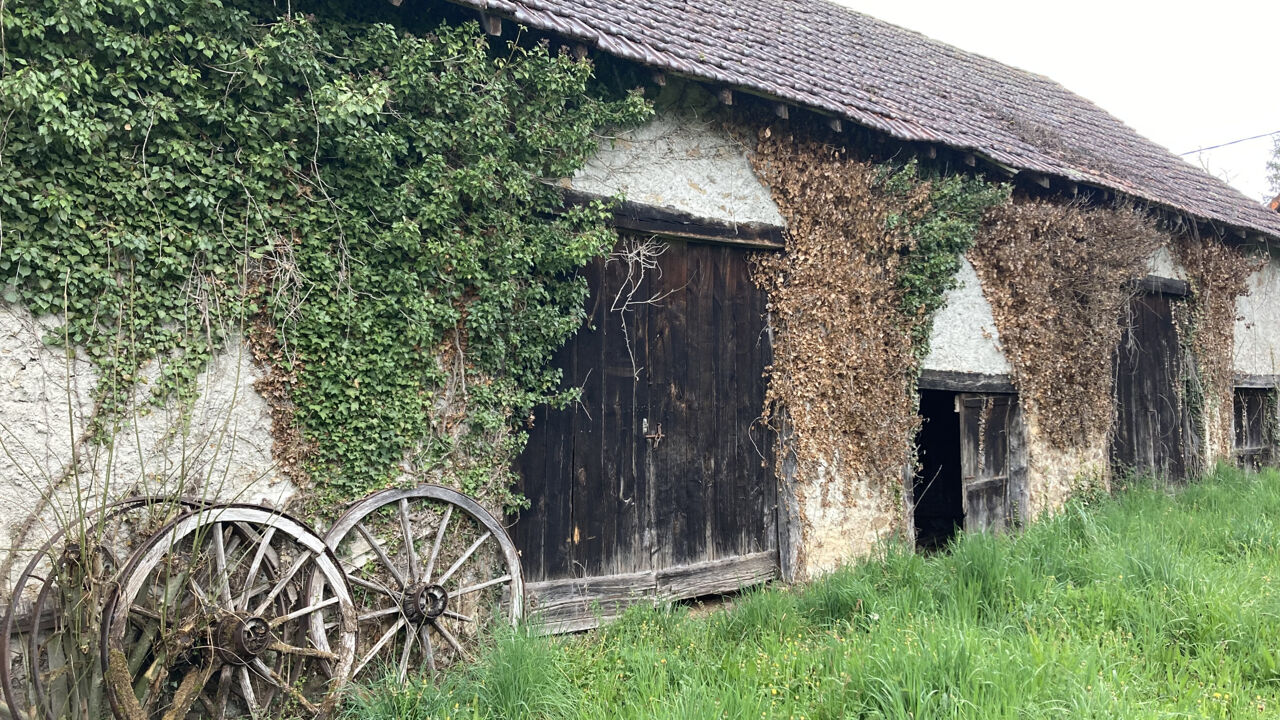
[921,256,1011,375]
[1147,246,1187,281]
[567,110,785,227]
[1235,253,1280,377]
[0,302,294,592]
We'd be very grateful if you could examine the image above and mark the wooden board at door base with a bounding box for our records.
[514,237,779,629]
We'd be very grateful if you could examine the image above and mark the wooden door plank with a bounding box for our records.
[681,243,717,564]
[600,250,648,575]
[647,242,690,569]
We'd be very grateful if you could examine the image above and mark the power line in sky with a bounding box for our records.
[1179,130,1280,156]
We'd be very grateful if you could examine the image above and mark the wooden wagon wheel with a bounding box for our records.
[319,485,523,682]
[1,496,200,720]
[101,505,357,720]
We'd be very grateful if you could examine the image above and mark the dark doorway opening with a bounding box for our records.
[913,390,962,551]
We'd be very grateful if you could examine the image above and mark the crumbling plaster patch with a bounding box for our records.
[0,302,293,593]
[1147,246,1187,281]
[1234,252,1280,377]
[567,94,785,227]
[921,256,1010,375]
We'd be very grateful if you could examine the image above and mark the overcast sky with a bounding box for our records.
[830,0,1280,203]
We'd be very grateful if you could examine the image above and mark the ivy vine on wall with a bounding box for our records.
[0,0,650,507]
[749,126,1006,521]
[1174,236,1262,460]
[968,199,1164,451]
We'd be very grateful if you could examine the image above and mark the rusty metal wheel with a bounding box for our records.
[320,485,523,682]
[1,496,201,720]
[101,505,356,719]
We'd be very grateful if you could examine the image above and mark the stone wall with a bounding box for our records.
[1235,249,1280,378]
[0,302,294,593]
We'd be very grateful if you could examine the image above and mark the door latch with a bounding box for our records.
[644,421,665,448]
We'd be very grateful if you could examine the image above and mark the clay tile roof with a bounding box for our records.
[458,0,1280,239]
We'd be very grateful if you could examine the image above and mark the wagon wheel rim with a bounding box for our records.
[319,485,523,682]
[101,505,357,720]
[1,496,203,720]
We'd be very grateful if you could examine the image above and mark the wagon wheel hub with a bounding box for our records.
[214,614,273,665]
[403,583,448,624]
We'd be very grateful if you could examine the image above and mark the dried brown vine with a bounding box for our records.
[1174,235,1262,457]
[749,130,936,510]
[969,198,1164,449]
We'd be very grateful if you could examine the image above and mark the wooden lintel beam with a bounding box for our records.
[557,187,785,249]
[387,0,403,7]
[479,12,502,35]
[1030,174,1050,189]
[827,117,843,132]
[774,103,790,119]
[652,72,666,87]
[717,88,734,106]
[1234,227,1248,239]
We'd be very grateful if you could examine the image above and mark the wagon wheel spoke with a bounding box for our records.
[212,665,234,720]
[358,605,403,623]
[354,523,407,590]
[352,618,407,678]
[420,624,436,677]
[344,571,397,598]
[397,622,417,683]
[211,523,235,608]
[237,666,259,715]
[399,499,422,581]
[239,526,278,611]
[432,621,472,663]
[251,549,315,617]
[436,532,491,586]
[423,505,452,582]
[454,574,513,598]
[265,641,339,661]
[251,657,320,715]
[442,610,474,623]
[268,596,341,627]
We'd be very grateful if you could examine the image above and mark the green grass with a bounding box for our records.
[345,466,1280,719]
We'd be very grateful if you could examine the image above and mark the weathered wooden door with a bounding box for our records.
[515,237,777,631]
[1110,292,1194,481]
[958,394,1028,533]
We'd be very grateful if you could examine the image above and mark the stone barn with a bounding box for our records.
[3,0,1280,640]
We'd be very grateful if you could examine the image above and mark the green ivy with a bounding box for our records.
[880,160,1010,358]
[0,0,650,505]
